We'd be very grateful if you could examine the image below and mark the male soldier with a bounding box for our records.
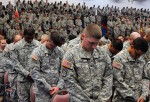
[40,34,49,44]
[99,30,111,45]
[30,31,65,102]
[143,28,150,63]
[61,24,112,102]
[144,61,150,102]
[112,37,149,102]
[0,38,7,102]
[0,39,7,52]
[100,38,123,59]
[4,34,22,102]
[9,27,40,102]
[123,32,141,50]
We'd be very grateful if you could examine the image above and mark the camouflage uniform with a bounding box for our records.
[61,44,112,102]
[0,49,6,100]
[10,39,40,102]
[123,41,130,50]
[61,35,81,51]
[4,43,18,102]
[143,43,150,63]
[30,44,64,102]
[100,37,111,45]
[101,44,113,59]
[112,49,149,102]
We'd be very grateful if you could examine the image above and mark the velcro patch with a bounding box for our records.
[112,62,122,69]
[61,60,72,69]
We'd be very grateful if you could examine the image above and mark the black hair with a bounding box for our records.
[50,31,65,46]
[133,37,148,53]
[24,27,35,36]
[112,38,123,51]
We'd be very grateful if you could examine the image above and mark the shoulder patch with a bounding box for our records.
[31,55,39,61]
[112,62,122,69]
[61,60,72,69]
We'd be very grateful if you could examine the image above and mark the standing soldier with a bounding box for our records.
[61,24,113,101]
[30,31,65,102]
[9,27,40,102]
[112,37,149,102]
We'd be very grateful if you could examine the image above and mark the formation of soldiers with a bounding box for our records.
[0,0,150,102]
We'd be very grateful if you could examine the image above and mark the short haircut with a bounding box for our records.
[145,28,150,36]
[130,32,141,40]
[24,27,35,36]
[112,38,123,51]
[133,37,148,53]
[49,31,65,46]
[84,24,102,39]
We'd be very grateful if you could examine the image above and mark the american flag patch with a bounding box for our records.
[61,60,72,69]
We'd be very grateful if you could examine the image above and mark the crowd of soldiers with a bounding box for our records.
[0,0,150,102]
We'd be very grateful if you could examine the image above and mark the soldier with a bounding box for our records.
[0,38,7,102]
[114,24,120,38]
[75,15,82,33]
[112,37,149,102]
[5,34,22,102]
[35,27,44,41]
[40,34,48,44]
[143,28,150,63]
[123,32,141,50]
[30,31,65,102]
[100,38,123,59]
[9,27,40,102]
[61,24,112,102]
[99,30,111,45]
[0,39,7,52]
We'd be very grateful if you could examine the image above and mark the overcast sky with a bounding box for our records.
[1,0,150,9]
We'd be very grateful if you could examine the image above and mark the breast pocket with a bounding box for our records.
[41,56,50,71]
[94,58,106,77]
[75,59,90,82]
[18,48,26,62]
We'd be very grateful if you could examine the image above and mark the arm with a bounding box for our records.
[112,57,136,100]
[30,51,52,92]
[10,48,29,77]
[140,62,150,100]
[96,55,113,102]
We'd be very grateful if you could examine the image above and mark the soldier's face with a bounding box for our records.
[146,35,150,42]
[81,34,99,51]
[24,34,35,43]
[0,40,7,49]
[46,39,56,49]
[133,48,144,59]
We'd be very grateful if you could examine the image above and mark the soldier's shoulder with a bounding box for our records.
[13,39,24,50]
[33,39,41,46]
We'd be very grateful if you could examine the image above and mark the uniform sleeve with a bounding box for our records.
[96,55,113,102]
[61,51,92,102]
[10,48,29,77]
[140,62,150,100]
[30,50,52,92]
[56,49,65,89]
[112,57,136,100]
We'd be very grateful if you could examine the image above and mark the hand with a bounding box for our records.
[49,87,60,95]
[137,96,144,102]
[27,75,34,82]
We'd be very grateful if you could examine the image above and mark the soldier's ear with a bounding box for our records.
[81,33,85,40]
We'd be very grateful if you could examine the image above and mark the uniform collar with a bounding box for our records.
[125,49,142,62]
[79,44,100,59]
